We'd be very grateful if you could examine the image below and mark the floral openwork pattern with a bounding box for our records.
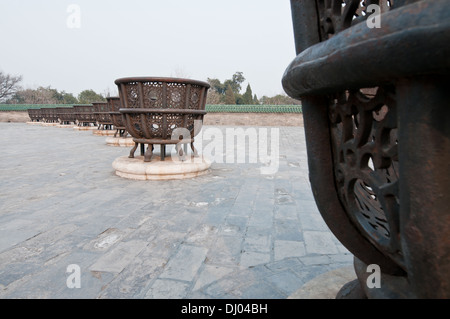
[73,105,96,125]
[328,86,404,269]
[188,85,204,109]
[107,97,128,137]
[317,0,394,40]
[143,81,164,108]
[124,82,140,108]
[115,77,210,161]
[93,102,113,124]
[121,80,206,111]
[109,99,125,126]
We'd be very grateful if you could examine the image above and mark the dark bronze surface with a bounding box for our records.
[283,0,450,298]
[107,97,128,137]
[40,107,59,123]
[73,104,96,126]
[56,107,76,125]
[93,102,113,130]
[115,77,210,162]
[27,109,41,122]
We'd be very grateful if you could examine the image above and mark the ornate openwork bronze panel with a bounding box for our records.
[329,86,403,269]
[283,0,450,298]
[115,77,209,162]
[73,105,96,126]
[40,107,59,123]
[56,107,76,125]
[27,109,41,122]
[93,102,113,130]
[107,97,128,137]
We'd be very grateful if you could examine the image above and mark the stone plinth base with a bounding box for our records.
[42,123,59,126]
[105,136,135,147]
[26,122,43,125]
[93,129,116,136]
[112,155,211,181]
[57,124,77,128]
[288,266,357,299]
[74,126,97,131]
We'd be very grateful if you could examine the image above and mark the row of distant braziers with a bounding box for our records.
[27,77,211,163]
[27,98,128,138]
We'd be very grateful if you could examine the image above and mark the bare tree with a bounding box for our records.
[103,86,119,98]
[206,89,222,105]
[171,66,191,79]
[16,87,56,104]
[0,71,23,102]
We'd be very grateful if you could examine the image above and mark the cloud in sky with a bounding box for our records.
[0,0,296,98]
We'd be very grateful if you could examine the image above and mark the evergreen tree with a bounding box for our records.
[235,94,244,105]
[224,84,236,105]
[253,94,259,105]
[242,84,253,105]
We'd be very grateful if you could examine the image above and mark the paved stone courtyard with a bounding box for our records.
[0,122,353,299]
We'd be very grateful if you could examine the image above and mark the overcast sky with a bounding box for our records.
[0,0,296,99]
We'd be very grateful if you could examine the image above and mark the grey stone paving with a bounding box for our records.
[0,122,352,299]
